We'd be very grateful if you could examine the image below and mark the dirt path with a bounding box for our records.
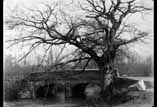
[126,77,153,82]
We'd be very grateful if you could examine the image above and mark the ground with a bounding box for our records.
[4,89,153,107]
[4,76,153,107]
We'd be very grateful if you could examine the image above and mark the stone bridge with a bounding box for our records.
[5,69,146,100]
[24,69,102,99]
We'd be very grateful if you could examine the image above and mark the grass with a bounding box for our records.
[4,76,153,107]
[4,90,153,107]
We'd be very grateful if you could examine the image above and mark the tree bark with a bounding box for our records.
[98,64,107,97]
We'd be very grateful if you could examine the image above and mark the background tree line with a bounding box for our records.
[4,53,153,79]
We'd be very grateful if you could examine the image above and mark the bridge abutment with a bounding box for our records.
[30,82,36,99]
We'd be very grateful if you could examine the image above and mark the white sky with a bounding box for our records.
[4,0,154,63]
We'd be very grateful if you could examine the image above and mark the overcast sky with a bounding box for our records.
[4,0,154,64]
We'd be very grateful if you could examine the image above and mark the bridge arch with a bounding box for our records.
[71,83,89,98]
[35,83,55,98]
[35,83,65,98]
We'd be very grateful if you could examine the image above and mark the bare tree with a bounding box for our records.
[5,0,152,96]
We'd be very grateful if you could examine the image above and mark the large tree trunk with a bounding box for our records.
[95,49,117,98]
[98,64,107,97]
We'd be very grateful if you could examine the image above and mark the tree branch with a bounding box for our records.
[118,32,148,46]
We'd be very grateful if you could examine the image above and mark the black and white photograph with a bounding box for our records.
[4,0,154,107]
